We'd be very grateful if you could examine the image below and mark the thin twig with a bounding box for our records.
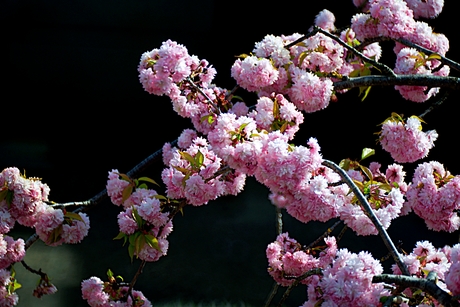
[333,74,460,92]
[285,26,396,76]
[277,268,323,307]
[322,159,410,276]
[264,282,279,307]
[24,139,178,251]
[395,37,460,73]
[305,220,342,250]
[418,91,450,119]
[127,260,147,298]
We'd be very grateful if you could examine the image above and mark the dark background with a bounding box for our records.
[2,0,460,306]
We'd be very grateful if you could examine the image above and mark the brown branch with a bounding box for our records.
[322,159,410,276]
[25,139,178,250]
[333,74,460,91]
[285,26,396,76]
[373,273,459,307]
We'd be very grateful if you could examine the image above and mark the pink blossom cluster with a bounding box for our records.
[0,167,50,230]
[445,243,460,296]
[162,137,247,206]
[0,235,25,270]
[81,276,151,307]
[304,248,390,306]
[354,0,444,19]
[138,39,216,96]
[107,170,172,262]
[33,275,58,298]
[391,240,460,301]
[256,133,348,223]
[338,27,382,83]
[230,56,279,92]
[35,206,90,246]
[404,0,444,19]
[138,40,227,135]
[404,161,460,232]
[0,269,19,307]
[266,233,337,286]
[245,32,338,113]
[394,47,450,102]
[339,162,406,235]
[350,0,450,104]
[266,233,389,306]
[379,115,438,163]
[248,93,304,140]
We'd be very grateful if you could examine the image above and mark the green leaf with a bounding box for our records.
[122,185,133,202]
[339,159,351,171]
[360,148,375,161]
[358,86,372,101]
[0,187,8,202]
[64,211,84,223]
[131,207,144,228]
[128,243,135,262]
[359,165,373,181]
[107,269,114,279]
[129,232,140,246]
[235,53,249,59]
[46,224,63,245]
[113,231,127,241]
[427,53,441,60]
[179,151,196,166]
[137,176,159,186]
[118,173,132,182]
[144,234,161,251]
[137,183,148,189]
[153,194,168,201]
[135,234,146,256]
[195,150,204,168]
[231,95,244,102]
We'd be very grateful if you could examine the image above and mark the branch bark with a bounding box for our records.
[322,159,410,276]
[373,273,459,307]
[333,74,460,91]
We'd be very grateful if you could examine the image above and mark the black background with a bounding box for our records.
[2,1,460,306]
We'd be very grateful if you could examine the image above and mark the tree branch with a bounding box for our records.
[25,139,177,250]
[322,159,410,276]
[333,74,460,92]
[373,273,459,307]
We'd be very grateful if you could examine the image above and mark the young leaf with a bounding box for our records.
[144,234,161,251]
[195,150,204,168]
[361,148,375,161]
[113,231,127,241]
[179,151,196,166]
[64,212,84,223]
[137,176,159,186]
[359,165,373,181]
[122,185,133,202]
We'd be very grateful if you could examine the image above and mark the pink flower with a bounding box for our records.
[288,67,334,113]
[35,207,65,246]
[106,170,130,206]
[61,212,90,244]
[314,9,336,32]
[405,0,444,19]
[405,161,460,232]
[117,208,138,235]
[306,249,389,306]
[231,56,279,92]
[369,0,416,39]
[0,235,25,270]
[252,35,291,67]
[379,115,438,163]
[81,276,110,307]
